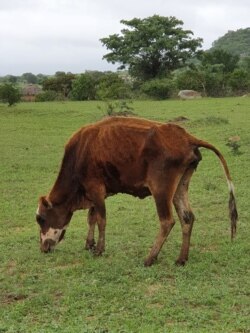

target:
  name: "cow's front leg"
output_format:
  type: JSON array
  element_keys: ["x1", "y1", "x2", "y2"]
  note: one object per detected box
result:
[
  {"x1": 95, "y1": 214, "x2": 106, "y2": 256},
  {"x1": 87, "y1": 184, "x2": 106, "y2": 256},
  {"x1": 85, "y1": 207, "x2": 97, "y2": 252}
]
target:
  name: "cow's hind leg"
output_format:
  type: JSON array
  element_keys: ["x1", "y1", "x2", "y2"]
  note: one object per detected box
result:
[
  {"x1": 173, "y1": 167, "x2": 196, "y2": 266},
  {"x1": 85, "y1": 207, "x2": 97, "y2": 251},
  {"x1": 144, "y1": 173, "x2": 181, "y2": 267},
  {"x1": 144, "y1": 195, "x2": 175, "y2": 267}
]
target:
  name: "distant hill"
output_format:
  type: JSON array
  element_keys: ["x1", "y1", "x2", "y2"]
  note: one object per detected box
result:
[{"x1": 211, "y1": 28, "x2": 250, "y2": 56}]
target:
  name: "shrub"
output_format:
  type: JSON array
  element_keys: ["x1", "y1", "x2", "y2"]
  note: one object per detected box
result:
[
  {"x1": 203, "y1": 69, "x2": 230, "y2": 97},
  {"x1": 0, "y1": 83, "x2": 21, "y2": 106},
  {"x1": 70, "y1": 73, "x2": 97, "y2": 100},
  {"x1": 35, "y1": 90, "x2": 64, "y2": 102},
  {"x1": 229, "y1": 69, "x2": 250, "y2": 95},
  {"x1": 96, "y1": 73, "x2": 132, "y2": 100},
  {"x1": 176, "y1": 69, "x2": 205, "y2": 92},
  {"x1": 98, "y1": 100, "x2": 135, "y2": 117},
  {"x1": 140, "y1": 78, "x2": 175, "y2": 99},
  {"x1": 42, "y1": 73, "x2": 75, "y2": 97}
]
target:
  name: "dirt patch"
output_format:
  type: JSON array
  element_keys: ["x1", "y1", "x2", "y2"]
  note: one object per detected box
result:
[
  {"x1": 6, "y1": 261, "x2": 17, "y2": 275},
  {"x1": 199, "y1": 245, "x2": 218, "y2": 253},
  {"x1": 2, "y1": 293, "x2": 27, "y2": 304},
  {"x1": 147, "y1": 302, "x2": 164, "y2": 309},
  {"x1": 146, "y1": 283, "x2": 163, "y2": 296},
  {"x1": 168, "y1": 116, "x2": 190, "y2": 123}
]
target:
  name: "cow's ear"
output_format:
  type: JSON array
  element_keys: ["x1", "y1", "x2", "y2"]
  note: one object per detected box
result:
[{"x1": 40, "y1": 196, "x2": 53, "y2": 209}]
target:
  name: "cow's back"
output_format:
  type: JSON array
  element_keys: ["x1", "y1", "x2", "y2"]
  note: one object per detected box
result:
[
  {"x1": 73, "y1": 117, "x2": 152, "y2": 164},
  {"x1": 71, "y1": 117, "x2": 194, "y2": 170},
  {"x1": 70, "y1": 119, "x2": 192, "y2": 191}
]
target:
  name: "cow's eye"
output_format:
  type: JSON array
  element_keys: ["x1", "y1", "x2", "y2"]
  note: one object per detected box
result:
[{"x1": 36, "y1": 214, "x2": 45, "y2": 225}]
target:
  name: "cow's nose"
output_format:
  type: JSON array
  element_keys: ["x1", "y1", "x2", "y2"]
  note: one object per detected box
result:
[{"x1": 41, "y1": 239, "x2": 56, "y2": 253}]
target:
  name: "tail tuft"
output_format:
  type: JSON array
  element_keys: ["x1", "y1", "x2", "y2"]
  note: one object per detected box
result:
[
  {"x1": 229, "y1": 191, "x2": 238, "y2": 240},
  {"x1": 194, "y1": 139, "x2": 238, "y2": 241}
]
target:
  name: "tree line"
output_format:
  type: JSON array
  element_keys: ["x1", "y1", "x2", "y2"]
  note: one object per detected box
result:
[
  {"x1": 211, "y1": 28, "x2": 250, "y2": 57},
  {"x1": 1, "y1": 15, "x2": 250, "y2": 105}
]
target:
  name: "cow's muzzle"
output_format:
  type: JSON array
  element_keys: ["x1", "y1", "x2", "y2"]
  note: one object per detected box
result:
[{"x1": 40, "y1": 239, "x2": 56, "y2": 253}]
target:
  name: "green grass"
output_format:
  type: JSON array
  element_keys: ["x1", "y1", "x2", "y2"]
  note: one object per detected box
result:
[{"x1": 0, "y1": 98, "x2": 250, "y2": 333}]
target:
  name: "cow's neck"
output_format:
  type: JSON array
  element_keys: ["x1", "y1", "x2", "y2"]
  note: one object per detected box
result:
[
  {"x1": 48, "y1": 145, "x2": 79, "y2": 208},
  {"x1": 49, "y1": 173, "x2": 75, "y2": 206}
]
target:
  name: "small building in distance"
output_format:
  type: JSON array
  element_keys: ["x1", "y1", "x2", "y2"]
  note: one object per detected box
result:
[{"x1": 21, "y1": 84, "x2": 42, "y2": 101}]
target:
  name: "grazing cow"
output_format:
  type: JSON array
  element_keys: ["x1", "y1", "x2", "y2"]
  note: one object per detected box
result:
[{"x1": 36, "y1": 117, "x2": 238, "y2": 266}]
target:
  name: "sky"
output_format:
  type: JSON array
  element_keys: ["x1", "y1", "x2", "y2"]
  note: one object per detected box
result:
[{"x1": 1, "y1": 0, "x2": 249, "y2": 76}]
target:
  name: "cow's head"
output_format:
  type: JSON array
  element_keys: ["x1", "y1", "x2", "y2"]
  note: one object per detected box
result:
[{"x1": 36, "y1": 196, "x2": 73, "y2": 253}]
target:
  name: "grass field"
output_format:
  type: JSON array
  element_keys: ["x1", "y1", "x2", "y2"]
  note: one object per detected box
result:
[{"x1": 0, "y1": 98, "x2": 249, "y2": 333}]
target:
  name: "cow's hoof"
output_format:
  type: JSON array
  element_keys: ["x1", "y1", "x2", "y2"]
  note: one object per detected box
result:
[
  {"x1": 94, "y1": 248, "x2": 104, "y2": 256},
  {"x1": 144, "y1": 257, "x2": 157, "y2": 267},
  {"x1": 85, "y1": 239, "x2": 96, "y2": 251},
  {"x1": 175, "y1": 259, "x2": 187, "y2": 266}
]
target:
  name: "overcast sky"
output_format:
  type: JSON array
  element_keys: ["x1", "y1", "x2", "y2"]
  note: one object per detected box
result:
[{"x1": 1, "y1": 0, "x2": 249, "y2": 76}]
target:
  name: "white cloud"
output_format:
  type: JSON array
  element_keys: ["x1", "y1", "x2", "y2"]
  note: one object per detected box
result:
[{"x1": 0, "y1": 0, "x2": 249, "y2": 75}]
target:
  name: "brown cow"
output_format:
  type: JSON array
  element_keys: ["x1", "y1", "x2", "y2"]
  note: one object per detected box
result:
[{"x1": 36, "y1": 117, "x2": 238, "y2": 266}]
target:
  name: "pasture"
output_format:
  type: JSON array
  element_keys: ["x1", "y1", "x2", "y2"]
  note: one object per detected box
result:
[{"x1": 0, "y1": 98, "x2": 249, "y2": 333}]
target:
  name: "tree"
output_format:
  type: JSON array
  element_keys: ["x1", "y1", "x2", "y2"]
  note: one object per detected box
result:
[
  {"x1": 21, "y1": 72, "x2": 38, "y2": 84},
  {"x1": 96, "y1": 72, "x2": 131, "y2": 100},
  {"x1": 0, "y1": 83, "x2": 21, "y2": 106},
  {"x1": 201, "y1": 49, "x2": 239, "y2": 73},
  {"x1": 70, "y1": 73, "x2": 97, "y2": 100},
  {"x1": 6, "y1": 75, "x2": 18, "y2": 83},
  {"x1": 55, "y1": 71, "x2": 66, "y2": 77},
  {"x1": 176, "y1": 49, "x2": 242, "y2": 97},
  {"x1": 239, "y1": 56, "x2": 250, "y2": 72},
  {"x1": 211, "y1": 28, "x2": 250, "y2": 56},
  {"x1": 229, "y1": 69, "x2": 250, "y2": 94},
  {"x1": 202, "y1": 65, "x2": 228, "y2": 97},
  {"x1": 100, "y1": 15, "x2": 203, "y2": 81},
  {"x1": 42, "y1": 73, "x2": 75, "y2": 97},
  {"x1": 176, "y1": 68, "x2": 206, "y2": 93},
  {"x1": 36, "y1": 73, "x2": 48, "y2": 85}
]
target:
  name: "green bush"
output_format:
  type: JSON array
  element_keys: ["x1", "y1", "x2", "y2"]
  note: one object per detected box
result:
[
  {"x1": 229, "y1": 69, "x2": 250, "y2": 95},
  {"x1": 0, "y1": 83, "x2": 21, "y2": 106},
  {"x1": 35, "y1": 90, "x2": 64, "y2": 102},
  {"x1": 176, "y1": 69, "x2": 205, "y2": 92},
  {"x1": 140, "y1": 78, "x2": 175, "y2": 99},
  {"x1": 98, "y1": 100, "x2": 135, "y2": 117},
  {"x1": 42, "y1": 73, "x2": 75, "y2": 98},
  {"x1": 96, "y1": 73, "x2": 132, "y2": 100},
  {"x1": 70, "y1": 73, "x2": 97, "y2": 100},
  {"x1": 196, "y1": 65, "x2": 231, "y2": 97}
]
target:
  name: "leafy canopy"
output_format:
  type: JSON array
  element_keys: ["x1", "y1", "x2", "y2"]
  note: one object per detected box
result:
[
  {"x1": 70, "y1": 73, "x2": 97, "y2": 100},
  {"x1": 0, "y1": 83, "x2": 21, "y2": 106},
  {"x1": 100, "y1": 15, "x2": 203, "y2": 80},
  {"x1": 201, "y1": 49, "x2": 239, "y2": 73},
  {"x1": 42, "y1": 73, "x2": 75, "y2": 97},
  {"x1": 212, "y1": 28, "x2": 250, "y2": 56}
]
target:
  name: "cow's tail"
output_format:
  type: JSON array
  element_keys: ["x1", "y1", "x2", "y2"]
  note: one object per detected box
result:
[{"x1": 194, "y1": 139, "x2": 238, "y2": 240}]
